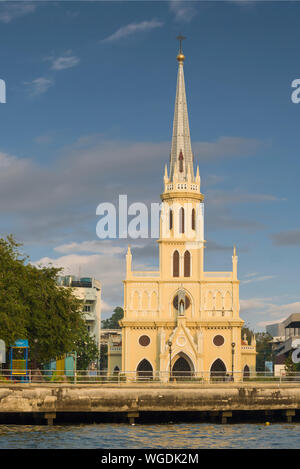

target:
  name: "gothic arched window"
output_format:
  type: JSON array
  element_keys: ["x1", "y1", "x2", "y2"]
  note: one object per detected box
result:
[
  {"x1": 173, "y1": 250, "x2": 179, "y2": 277},
  {"x1": 169, "y1": 208, "x2": 173, "y2": 230},
  {"x1": 179, "y1": 151, "x2": 184, "y2": 172},
  {"x1": 191, "y1": 208, "x2": 195, "y2": 230},
  {"x1": 179, "y1": 207, "x2": 185, "y2": 234},
  {"x1": 137, "y1": 359, "x2": 153, "y2": 379},
  {"x1": 184, "y1": 250, "x2": 191, "y2": 277}
]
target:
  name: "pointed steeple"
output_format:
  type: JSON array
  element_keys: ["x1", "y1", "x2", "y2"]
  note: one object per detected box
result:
[{"x1": 170, "y1": 37, "x2": 194, "y2": 182}]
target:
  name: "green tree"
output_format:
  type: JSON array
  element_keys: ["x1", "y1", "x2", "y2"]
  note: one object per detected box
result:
[
  {"x1": 99, "y1": 343, "x2": 108, "y2": 370},
  {"x1": 0, "y1": 236, "x2": 87, "y2": 367},
  {"x1": 75, "y1": 326, "x2": 99, "y2": 370},
  {"x1": 101, "y1": 306, "x2": 124, "y2": 329},
  {"x1": 285, "y1": 351, "x2": 300, "y2": 374},
  {"x1": 255, "y1": 332, "x2": 273, "y2": 371},
  {"x1": 0, "y1": 236, "x2": 29, "y2": 345}
]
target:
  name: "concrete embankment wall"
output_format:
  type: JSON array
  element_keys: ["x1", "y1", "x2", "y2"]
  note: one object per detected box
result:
[{"x1": 0, "y1": 383, "x2": 300, "y2": 424}]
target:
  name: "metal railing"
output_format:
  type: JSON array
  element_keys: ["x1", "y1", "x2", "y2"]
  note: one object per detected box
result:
[{"x1": 0, "y1": 369, "x2": 300, "y2": 385}]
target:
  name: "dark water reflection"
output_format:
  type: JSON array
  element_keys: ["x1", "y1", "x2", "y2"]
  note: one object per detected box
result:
[{"x1": 0, "y1": 423, "x2": 299, "y2": 449}]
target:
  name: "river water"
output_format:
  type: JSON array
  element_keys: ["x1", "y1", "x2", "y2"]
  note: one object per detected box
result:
[{"x1": 0, "y1": 423, "x2": 299, "y2": 449}]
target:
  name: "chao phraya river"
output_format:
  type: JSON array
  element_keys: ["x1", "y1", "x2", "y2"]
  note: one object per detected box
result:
[{"x1": 0, "y1": 423, "x2": 299, "y2": 449}]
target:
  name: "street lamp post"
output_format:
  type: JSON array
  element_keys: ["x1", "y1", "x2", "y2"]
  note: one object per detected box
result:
[
  {"x1": 168, "y1": 340, "x2": 172, "y2": 382},
  {"x1": 231, "y1": 342, "x2": 236, "y2": 380}
]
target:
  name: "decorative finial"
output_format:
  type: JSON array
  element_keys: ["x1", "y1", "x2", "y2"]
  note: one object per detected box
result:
[{"x1": 176, "y1": 34, "x2": 186, "y2": 62}]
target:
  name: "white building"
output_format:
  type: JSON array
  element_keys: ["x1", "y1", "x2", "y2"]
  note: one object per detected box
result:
[
  {"x1": 267, "y1": 314, "x2": 300, "y2": 376},
  {"x1": 57, "y1": 276, "x2": 101, "y2": 354}
]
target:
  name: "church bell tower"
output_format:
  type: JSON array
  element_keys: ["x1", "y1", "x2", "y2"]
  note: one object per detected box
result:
[
  {"x1": 119, "y1": 38, "x2": 257, "y2": 380},
  {"x1": 159, "y1": 36, "x2": 204, "y2": 283}
]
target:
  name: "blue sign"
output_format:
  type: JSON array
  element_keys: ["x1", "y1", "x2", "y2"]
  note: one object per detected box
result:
[
  {"x1": 265, "y1": 361, "x2": 273, "y2": 373},
  {"x1": 13, "y1": 339, "x2": 29, "y2": 348}
]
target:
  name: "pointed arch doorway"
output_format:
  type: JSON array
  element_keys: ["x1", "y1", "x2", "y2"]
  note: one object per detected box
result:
[
  {"x1": 171, "y1": 353, "x2": 194, "y2": 380},
  {"x1": 210, "y1": 359, "x2": 226, "y2": 381},
  {"x1": 136, "y1": 359, "x2": 153, "y2": 380},
  {"x1": 243, "y1": 365, "x2": 250, "y2": 380}
]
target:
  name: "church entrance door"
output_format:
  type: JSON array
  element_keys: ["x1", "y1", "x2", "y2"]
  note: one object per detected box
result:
[{"x1": 172, "y1": 354, "x2": 193, "y2": 380}]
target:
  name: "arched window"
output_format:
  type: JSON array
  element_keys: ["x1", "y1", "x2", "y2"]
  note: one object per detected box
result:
[
  {"x1": 137, "y1": 359, "x2": 153, "y2": 379},
  {"x1": 216, "y1": 291, "x2": 222, "y2": 310},
  {"x1": 179, "y1": 150, "x2": 184, "y2": 172},
  {"x1": 142, "y1": 291, "x2": 149, "y2": 310},
  {"x1": 224, "y1": 291, "x2": 231, "y2": 310},
  {"x1": 243, "y1": 365, "x2": 250, "y2": 379},
  {"x1": 184, "y1": 250, "x2": 191, "y2": 277},
  {"x1": 132, "y1": 291, "x2": 139, "y2": 310},
  {"x1": 179, "y1": 207, "x2": 185, "y2": 234},
  {"x1": 173, "y1": 250, "x2": 179, "y2": 277},
  {"x1": 191, "y1": 208, "x2": 195, "y2": 230},
  {"x1": 169, "y1": 208, "x2": 173, "y2": 230},
  {"x1": 150, "y1": 291, "x2": 157, "y2": 310},
  {"x1": 210, "y1": 359, "x2": 226, "y2": 379}
]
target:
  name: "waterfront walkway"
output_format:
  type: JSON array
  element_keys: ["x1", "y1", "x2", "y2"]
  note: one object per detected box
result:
[{"x1": 0, "y1": 381, "x2": 300, "y2": 425}]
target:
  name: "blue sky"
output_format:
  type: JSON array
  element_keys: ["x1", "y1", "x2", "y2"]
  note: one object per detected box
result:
[{"x1": 0, "y1": 0, "x2": 300, "y2": 329}]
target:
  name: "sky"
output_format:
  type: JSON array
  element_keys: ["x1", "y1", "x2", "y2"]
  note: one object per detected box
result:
[{"x1": 0, "y1": 0, "x2": 300, "y2": 330}]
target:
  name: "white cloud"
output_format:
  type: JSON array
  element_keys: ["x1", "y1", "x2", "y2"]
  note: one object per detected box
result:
[
  {"x1": 0, "y1": 151, "x2": 33, "y2": 174},
  {"x1": 271, "y1": 229, "x2": 300, "y2": 246},
  {"x1": 101, "y1": 20, "x2": 164, "y2": 43},
  {"x1": 34, "y1": 134, "x2": 53, "y2": 144},
  {"x1": 240, "y1": 297, "x2": 300, "y2": 329},
  {"x1": 0, "y1": 2, "x2": 36, "y2": 23},
  {"x1": 48, "y1": 54, "x2": 80, "y2": 71},
  {"x1": 24, "y1": 77, "x2": 54, "y2": 97},
  {"x1": 169, "y1": 1, "x2": 198, "y2": 22},
  {"x1": 0, "y1": 134, "x2": 269, "y2": 242},
  {"x1": 101, "y1": 300, "x2": 114, "y2": 314},
  {"x1": 241, "y1": 275, "x2": 277, "y2": 285},
  {"x1": 34, "y1": 239, "x2": 160, "y2": 318},
  {"x1": 240, "y1": 297, "x2": 272, "y2": 312},
  {"x1": 207, "y1": 189, "x2": 283, "y2": 208},
  {"x1": 257, "y1": 318, "x2": 287, "y2": 328},
  {"x1": 54, "y1": 240, "x2": 125, "y2": 256},
  {"x1": 194, "y1": 136, "x2": 263, "y2": 161},
  {"x1": 34, "y1": 252, "x2": 126, "y2": 318}
]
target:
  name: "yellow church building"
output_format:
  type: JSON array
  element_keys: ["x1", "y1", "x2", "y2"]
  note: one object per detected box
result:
[{"x1": 120, "y1": 42, "x2": 256, "y2": 381}]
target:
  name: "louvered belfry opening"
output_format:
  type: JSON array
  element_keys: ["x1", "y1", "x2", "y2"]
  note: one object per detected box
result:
[
  {"x1": 184, "y1": 250, "x2": 191, "y2": 277},
  {"x1": 191, "y1": 208, "x2": 195, "y2": 230},
  {"x1": 169, "y1": 208, "x2": 173, "y2": 230},
  {"x1": 173, "y1": 250, "x2": 179, "y2": 277}
]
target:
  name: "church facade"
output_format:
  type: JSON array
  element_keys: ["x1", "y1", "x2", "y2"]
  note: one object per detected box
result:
[{"x1": 120, "y1": 44, "x2": 256, "y2": 380}]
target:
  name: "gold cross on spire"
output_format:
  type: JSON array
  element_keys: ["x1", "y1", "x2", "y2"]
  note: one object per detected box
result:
[{"x1": 176, "y1": 34, "x2": 186, "y2": 54}]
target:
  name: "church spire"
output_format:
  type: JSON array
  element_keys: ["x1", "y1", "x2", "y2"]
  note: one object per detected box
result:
[{"x1": 170, "y1": 36, "x2": 194, "y2": 182}]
